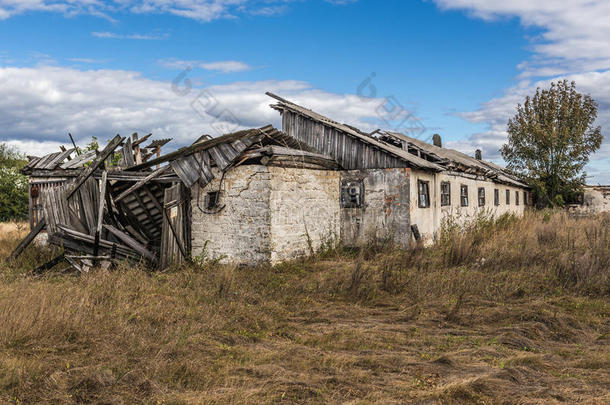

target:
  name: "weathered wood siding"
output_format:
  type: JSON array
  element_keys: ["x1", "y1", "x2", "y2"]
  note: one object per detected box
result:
[
  {"x1": 282, "y1": 111, "x2": 410, "y2": 170},
  {"x1": 160, "y1": 183, "x2": 189, "y2": 268}
]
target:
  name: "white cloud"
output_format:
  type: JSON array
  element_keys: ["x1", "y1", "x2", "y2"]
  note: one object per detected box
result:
[
  {"x1": 92, "y1": 31, "x2": 168, "y2": 40},
  {"x1": 0, "y1": 66, "x2": 401, "y2": 158},
  {"x1": 434, "y1": 0, "x2": 610, "y2": 184},
  {"x1": 160, "y1": 59, "x2": 252, "y2": 73},
  {"x1": 0, "y1": 1, "x2": 326, "y2": 22}
]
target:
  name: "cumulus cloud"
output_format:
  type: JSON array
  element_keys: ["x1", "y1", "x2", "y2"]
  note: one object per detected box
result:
[
  {"x1": 0, "y1": 1, "x2": 328, "y2": 22},
  {"x1": 434, "y1": 0, "x2": 610, "y2": 184},
  {"x1": 0, "y1": 66, "x2": 403, "y2": 158}
]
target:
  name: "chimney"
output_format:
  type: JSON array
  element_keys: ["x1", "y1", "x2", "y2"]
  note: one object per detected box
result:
[
  {"x1": 475, "y1": 149, "x2": 482, "y2": 160},
  {"x1": 432, "y1": 133, "x2": 442, "y2": 147}
]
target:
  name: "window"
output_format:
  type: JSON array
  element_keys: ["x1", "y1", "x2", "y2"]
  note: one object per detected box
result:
[
  {"x1": 440, "y1": 182, "x2": 451, "y2": 206},
  {"x1": 494, "y1": 189, "x2": 499, "y2": 206},
  {"x1": 524, "y1": 192, "x2": 528, "y2": 205},
  {"x1": 506, "y1": 189, "x2": 510, "y2": 205},
  {"x1": 516, "y1": 191, "x2": 520, "y2": 205},
  {"x1": 418, "y1": 180, "x2": 430, "y2": 208},
  {"x1": 478, "y1": 187, "x2": 486, "y2": 206},
  {"x1": 341, "y1": 180, "x2": 364, "y2": 208},
  {"x1": 460, "y1": 185, "x2": 469, "y2": 207},
  {"x1": 207, "y1": 191, "x2": 220, "y2": 210}
]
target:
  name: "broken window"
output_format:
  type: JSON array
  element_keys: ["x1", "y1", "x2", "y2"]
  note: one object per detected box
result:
[
  {"x1": 494, "y1": 189, "x2": 499, "y2": 206},
  {"x1": 478, "y1": 187, "x2": 485, "y2": 206},
  {"x1": 418, "y1": 180, "x2": 430, "y2": 208},
  {"x1": 460, "y1": 185, "x2": 468, "y2": 207},
  {"x1": 207, "y1": 191, "x2": 220, "y2": 210},
  {"x1": 440, "y1": 182, "x2": 451, "y2": 206},
  {"x1": 516, "y1": 191, "x2": 520, "y2": 205},
  {"x1": 341, "y1": 180, "x2": 364, "y2": 208},
  {"x1": 506, "y1": 189, "x2": 510, "y2": 205}
]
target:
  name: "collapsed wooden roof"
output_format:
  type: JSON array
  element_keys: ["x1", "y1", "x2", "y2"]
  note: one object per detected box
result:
[{"x1": 13, "y1": 125, "x2": 339, "y2": 272}]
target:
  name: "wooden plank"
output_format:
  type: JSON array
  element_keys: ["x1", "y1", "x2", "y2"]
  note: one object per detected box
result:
[
  {"x1": 65, "y1": 134, "x2": 124, "y2": 199},
  {"x1": 93, "y1": 171, "x2": 107, "y2": 257},
  {"x1": 170, "y1": 155, "x2": 201, "y2": 187},
  {"x1": 132, "y1": 133, "x2": 142, "y2": 165},
  {"x1": 60, "y1": 150, "x2": 96, "y2": 169},
  {"x1": 208, "y1": 146, "x2": 230, "y2": 169},
  {"x1": 218, "y1": 143, "x2": 239, "y2": 161},
  {"x1": 132, "y1": 133, "x2": 152, "y2": 148},
  {"x1": 8, "y1": 218, "x2": 46, "y2": 261},
  {"x1": 103, "y1": 224, "x2": 157, "y2": 263},
  {"x1": 122, "y1": 137, "x2": 135, "y2": 167},
  {"x1": 114, "y1": 165, "x2": 169, "y2": 203},
  {"x1": 32, "y1": 253, "x2": 65, "y2": 274}
]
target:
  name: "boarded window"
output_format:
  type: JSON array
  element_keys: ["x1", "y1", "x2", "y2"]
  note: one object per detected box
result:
[
  {"x1": 440, "y1": 182, "x2": 451, "y2": 206},
  {"x1": 506, "y1": 189, "x2": 510, "y2": 205},
  {"x1": 207, "y1": 191, "x2": 220, "y2": 210},
  {"x1": 478, "y1": 187, "x2": 486, "y2": 206},
  {"x1": 494, "y1": 189, "x2": 499, "y2": 206},
  {"x1": 418, "y1": 180, "x2": 430, "y2": 208},
  {"x1": 460, "y1": 185, "x2": 468, "y2": 207},
  {"x1": 341, "y1": 180, "x2": 364, "y2": 208},
  {"x1": 516, "y1": 191, "x2": 520, "y2": 205}
]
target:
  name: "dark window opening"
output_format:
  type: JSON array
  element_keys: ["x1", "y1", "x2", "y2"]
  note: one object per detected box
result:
[
  {"x1": 207, "y1": 191, "x2": 220, "y2": 210},
  {"x1": 494, "y1": 189, "x2": 499, "y2": 206},
  {"x1": 341, "y1": 180, "x2": 364, "y2": 208},
  {"x1": 478, "y1": 187, "x2": 486, "y2": 207},
  {"x1": 506, "y1": 190, "x2": 510, "y2": 205},
  {"x1": 418, "y1": 180, "x2": 430, "y2": 208},
  {"x1": 440, "y1": 182, "x2": 451, "y2": 206},
  {"x1": 516, "y1": 191, "x2": 520, "y2": 205},
  {"x1": 460, "y1": 185, "x2": 469, "y2": 207}
]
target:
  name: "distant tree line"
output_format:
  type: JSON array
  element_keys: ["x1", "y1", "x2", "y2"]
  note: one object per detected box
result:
[{"x1": 0, "y1": 143, "x2": 29, "y2": 221}]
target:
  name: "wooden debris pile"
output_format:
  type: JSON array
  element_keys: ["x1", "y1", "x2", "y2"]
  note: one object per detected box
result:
[{"x1": 10, "y1": 125, "x2": 329, "y2": 273}]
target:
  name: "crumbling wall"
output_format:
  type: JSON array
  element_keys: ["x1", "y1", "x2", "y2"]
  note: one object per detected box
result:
[
  {"x1": 579, "y1": 186, "x2": 610, "y2": 213},
  {"x1": 191, "y1": 165, "x2": 341, "y2": 264},
  {"x1": 268, "y1": 167, "x2": 340, "y2": 263},
  {"x1": 340, "y1": 168, "x2": 411, "y2": 247},
  {"x1": 191, "y1": 165, "x2": 271, "y2": 264}
]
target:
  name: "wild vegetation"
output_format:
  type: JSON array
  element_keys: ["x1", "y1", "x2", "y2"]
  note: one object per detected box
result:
[
  {"x1": 0, "y1": 144, "x2": 29, "y2": 222},
  {"x1": 0, "y1": 212, "x2": 609, "y2": 404},
  {"x1": 502, "y1": 80, "x2": 603, "y2": 207}
]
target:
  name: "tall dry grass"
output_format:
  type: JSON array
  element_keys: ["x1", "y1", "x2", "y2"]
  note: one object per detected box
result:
[{"x1": 0, "y1": 212, "x2": 608, "y2": 403}]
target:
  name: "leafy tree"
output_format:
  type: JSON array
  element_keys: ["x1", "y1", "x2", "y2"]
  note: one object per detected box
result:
[
  {"x1": 0, "y1": 143, "x2": 29, "y2": 221},
  {"x1": 501, "y1": 80, "x2": 603, "y2": 207}
]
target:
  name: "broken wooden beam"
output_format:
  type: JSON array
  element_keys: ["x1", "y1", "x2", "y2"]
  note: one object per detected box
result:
[
  {"x1": 114, "y1": 165, "x2": 169, "y2": 203},
  {"x1": 32, "y1": 252, "x2": 65, "y2": 274},
  {"x1": 65, "y1": 134, "x2": 124, "y2": 199},
  {"x1": 8, "y1": 218, "x2": 46, "y2": 261},
  {"x1": 93, "y1": 170, "x2": 107, "y2": 258}
]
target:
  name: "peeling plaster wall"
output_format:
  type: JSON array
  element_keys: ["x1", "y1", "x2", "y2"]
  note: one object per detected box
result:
[
  {"x1": 268, "y1": 167, "x2": 340, "y2": 264},
  {"x1": 191, "y1": 165, "x2": 272, "y2": 264},
  {"x1": 340, "y1": 168, "x2": 411, "y2": 247},
  {"x1": 579, "y1": 186, "x2": 610, "y2": 213},
  {"x1": 191, "y1": 165, "x2": 341, "y2": 265},
  {"x1": 409, "y1": 169, "x2": 527, "y2": 242}
]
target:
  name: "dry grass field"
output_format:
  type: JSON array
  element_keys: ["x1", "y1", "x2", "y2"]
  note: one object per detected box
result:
[{"x1": 0, "y1": 212, "x2": 608, "y2": 404}]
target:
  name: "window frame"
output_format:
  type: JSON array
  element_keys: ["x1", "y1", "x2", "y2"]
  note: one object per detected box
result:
[
  {"x1": 460, "y1": 184, "x2": 469, "y2": 207},
  {"x1": 506, "y1": 189, "x2": 510, "y2": 205},
  {"x1": 440, "y1": 181, "x2": 451, "y2": 206},
  {"x1": 516, "y1": 191, "x2": 520, "y2": 205},
  {"x1": 418, "y1": 180, "x2": 431, "y2": 208},
  {"x1": 478, "y1": 187, "x2": 486, "y2": 207},
  {"x1": 494, "y1": 188, "x2": 500, "y2": 206}
]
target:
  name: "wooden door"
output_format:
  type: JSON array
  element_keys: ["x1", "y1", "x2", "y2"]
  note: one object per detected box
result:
[{"x1": 160, "y1": 183, "x2": 189, "y2": 268}]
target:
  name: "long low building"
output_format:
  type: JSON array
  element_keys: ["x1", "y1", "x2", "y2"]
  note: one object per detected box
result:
[{"x1": 19, "y1": 93, "x2": 530, "y2": 268}]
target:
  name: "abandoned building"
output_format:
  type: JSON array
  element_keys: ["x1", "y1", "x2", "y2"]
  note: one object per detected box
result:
[
  {"x1": 568, "y1": 185, "x2": 610, "y2": 214},
  {"x1": 13, "y1": 93, "x2": 531, "y2": 270}
]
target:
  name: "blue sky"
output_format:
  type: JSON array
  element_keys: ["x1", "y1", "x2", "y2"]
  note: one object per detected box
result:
[{"x1": 0, "y1": 0, "x2": 608, "y2": 183}]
